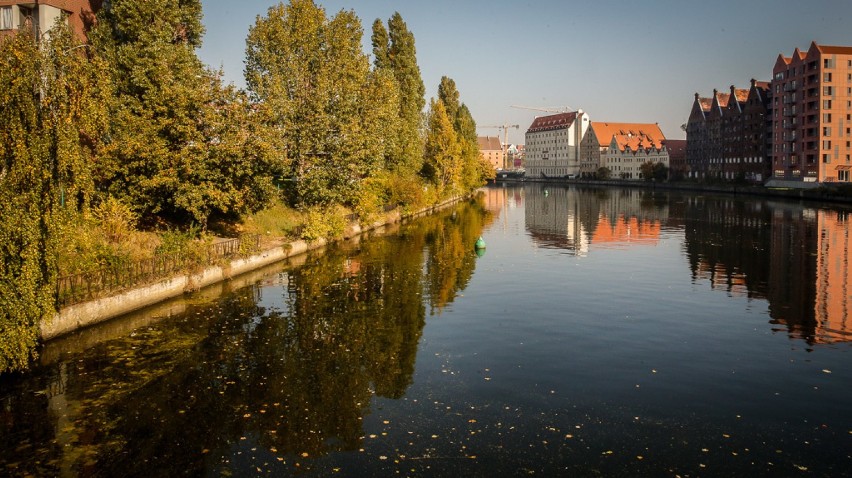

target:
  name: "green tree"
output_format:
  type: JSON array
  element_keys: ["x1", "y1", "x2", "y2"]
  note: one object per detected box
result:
[
  {"x1": 247, "y1": 0, "x2": 388, "y2": 209},
  {"x1": 597, "y1": 166, "x2": 612, "y2": 180},
  {"x1": 0, "y1": 24, "x2": 108, "y2": 372},
  {"x1": 92, "y1": 0, "x2": 273, "y2": 227},
  {"x1": 640, "y1": 161, "x2": 668, "y2": 182},
  {"x1": 385, "y1": 12, "x2": 426, "y2": 176}
]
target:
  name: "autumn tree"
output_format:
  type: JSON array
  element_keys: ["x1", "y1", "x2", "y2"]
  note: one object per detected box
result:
[
  {"x1": 434, "y1": 76, "x2": 492, "y2": 193},
  {"x1": 423, "y1": 100, "x2": 461, "y2": 196},
  {"x1": 0, "y1": 24, "x2": 109, "y2": 372}
]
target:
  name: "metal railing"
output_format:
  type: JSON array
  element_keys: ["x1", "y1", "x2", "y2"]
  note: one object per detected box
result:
[{"x1": 57, "y1": 235, "x2": 261, "y2": 307}]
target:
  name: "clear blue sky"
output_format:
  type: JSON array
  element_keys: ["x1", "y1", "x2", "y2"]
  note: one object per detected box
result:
[{"x1": 198, "y1": 0, "x2": 852, "y2": 143}]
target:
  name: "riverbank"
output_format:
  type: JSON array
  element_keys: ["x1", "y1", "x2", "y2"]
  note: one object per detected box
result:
[
  {"x1": 495, "y1": 177, "x2": 852, "y2": 205},
  {"x1": 43, "y1": 195, "x2": 466, "y2": 342}
]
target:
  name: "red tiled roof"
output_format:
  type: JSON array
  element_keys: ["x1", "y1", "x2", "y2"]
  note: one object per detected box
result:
[
  {"x1": 814, "y1": 43, "x2": 852, "y2": 55},
  {"x1": 591, "y1": 122, "x2": 664, "y2": 147},
  {"x1": 734, "y1": 88, "x2": 749, "y2": 103},
  {"x1": 662, "y1": 139, "x2": 686, "y2": 154},
  {"x1": 698, "y1": 97, "x2": 713, "y2": 111},
  {"x1": 477, "y1": 136, "x2": 502, "y2": 151},
  {"x1": 526, "y1": 112, "x2": 577, "y2": 133}
]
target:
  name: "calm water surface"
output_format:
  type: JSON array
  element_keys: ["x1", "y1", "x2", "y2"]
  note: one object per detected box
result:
[{"x1": 1, "y1": 185, "x2": 851, "y2": 477}]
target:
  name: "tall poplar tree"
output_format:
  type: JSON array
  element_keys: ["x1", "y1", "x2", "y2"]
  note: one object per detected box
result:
[
  {"x1": 423, "y1": 100, "x2": 461, "y2": 196},
  {"x1": 379, "y1": 12, "x2": 426, "y2": 177}
]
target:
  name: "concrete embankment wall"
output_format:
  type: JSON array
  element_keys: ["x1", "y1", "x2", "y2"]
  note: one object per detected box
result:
[{"x1": 43, "y1": 196, "x2": 463, "y2": 341}]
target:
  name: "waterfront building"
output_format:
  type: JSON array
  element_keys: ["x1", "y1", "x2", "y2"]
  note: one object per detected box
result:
[
  {"x1": 524, "y1": 110, "x2": 589, "y2": 178},
  {"x1": 603, "y1": 124, "x2": 668, "y2": 180},
  {"x1": 685, "y1": 94, "x2": 714, "y2": 178},
  {"x1": 663, "y1": 139, "x2": 687, "y2": 179},
  {"x1": 0, "y1": 0, "x2": 98, "y2": 41},
  {"x1": 477, "y1": 136, "x2": 505, "y2": 170},
  {"x1": 771, "y1": 42, "x2": 852, "y2": 183},
  {"x1": 580, "y1": 122, "x2": 666, "y2": 178},
  {"x1": 686, "y1": 80, "x2": 771, "y2": 182}
]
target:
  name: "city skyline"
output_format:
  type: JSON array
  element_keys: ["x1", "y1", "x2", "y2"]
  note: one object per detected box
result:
[{"x1": 198, "y1": 0, "x2": 852, "y2": 144}]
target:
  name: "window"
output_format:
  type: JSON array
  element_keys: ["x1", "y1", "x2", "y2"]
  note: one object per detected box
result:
[
  {"x1": 0, "y1": 7, "x2": 12, "y2": 30},
  {"x1": 840, "y1": 170, "x2": 850, "y2": 181},
  {"x1": 824, "y1": 86, "x2": 833, "y2": 95},
  {"x1": 824, "y1": 58, "x2": 834, "y2": 68},
  {"x1": 824, "y1": 100, "x2": 832, "y2": 109},
  {"x1": 824, "y1": 72, "x2": 832, "y2": 82},
  {"x1": 824, "y1": 127, "x2": 832, "y2": 136}
]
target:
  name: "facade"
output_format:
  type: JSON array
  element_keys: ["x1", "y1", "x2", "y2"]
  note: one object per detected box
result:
[
  {"x1": 603, "y1": 124, "x2": 668, "y2": 180},
  {"x1": 663, "y1": 139, "x2": 687, "y2": 179},
  {"x1": 580, "y1": 122, "x2": 665, "y2": 178},
  {"x1": 771, "y1": 42, "x2": 852, "y2": 183},
  {"x1": 477, "y1": 136, "x2": 505, "y2": 170},
  {"x1": 686, "y1": 80, "x2": 772, "y2": 182},
  {"x1": 0, "y1": 0, "x2": 98, "y2": 41},
  {"x1": 685, "y1": 94, "x2": 713, "y2": 178},
  {"x1": 524, "y1": 110, "x2": 589, "y2": 178}
]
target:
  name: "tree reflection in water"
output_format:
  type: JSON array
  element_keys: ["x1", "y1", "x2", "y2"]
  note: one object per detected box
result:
[{"x1": 0, "y1": 195, "x2": 493, "y2": 476}]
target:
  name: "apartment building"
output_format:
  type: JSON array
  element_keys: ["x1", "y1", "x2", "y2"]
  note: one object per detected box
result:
[
  {"x1": 0, "y1": 0, "x2": 98, "y2": 41},
  {"x1": 524, "y1": 110, "x2": 589, "y2": 178},
  {"x1": 771, "y1": 42, "x2": 852, "y2": 183}
]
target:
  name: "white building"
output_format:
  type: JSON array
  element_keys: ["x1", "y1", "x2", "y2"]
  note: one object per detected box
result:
[
  {"x1": 604, "y1": 127, "x2": 669, "y2": 180},
  {"x1": 524, "y1": 110, "x2": 589, "y2": 178}
]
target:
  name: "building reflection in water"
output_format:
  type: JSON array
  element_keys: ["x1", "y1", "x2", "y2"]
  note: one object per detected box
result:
[
  {"x1": 524, "y1": 184, "x2": 668, "y2": 255},
  {"x1": 517, "y1": 184, "x2": 850, "y2": 344},
  {"x1": 769, "y1": 206, "x2": 851, "y2": 344}
]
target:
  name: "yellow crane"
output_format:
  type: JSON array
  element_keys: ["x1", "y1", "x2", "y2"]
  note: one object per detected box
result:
[{"x1": 479, "y1": 123, "x2": 519, "y2": 169}]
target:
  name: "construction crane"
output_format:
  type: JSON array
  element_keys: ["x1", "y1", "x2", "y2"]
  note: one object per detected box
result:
[
  {"x1": 479, "y1": 123, "x2": 519, "y2": 169},
  {"x1": 510, "y1": 105, "x2": 574, "y2": 113}
]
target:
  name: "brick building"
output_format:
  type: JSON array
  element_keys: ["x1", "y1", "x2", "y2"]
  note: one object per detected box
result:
[
  {"x1": 663, "y1": 139, "x2": 687, "y2": 179},
  {"x1": 771, "y1": 42, "x2": 852, "y2": 183},
  {"x1": 686, "y1": 80, "x2": 771, "y2": 182},
  {"x1": 0, "y1": 0, "x2": 99, "y2": 41}
]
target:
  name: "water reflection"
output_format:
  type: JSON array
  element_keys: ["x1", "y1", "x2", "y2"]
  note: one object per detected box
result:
[
  {"x1": 519, "y1": 184, "x2": 851, "y2": 344},
  {"x1": 1, "y1": 187, "x2": 850, "y2": 477},
  {"x1": 0, "y1": 197, "x2": 493, "y2": 476}
]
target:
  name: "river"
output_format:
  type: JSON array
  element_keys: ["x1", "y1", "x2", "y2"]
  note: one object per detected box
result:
[{"x1": 1, "y1": 184, "x2": 850, "y2": 477}]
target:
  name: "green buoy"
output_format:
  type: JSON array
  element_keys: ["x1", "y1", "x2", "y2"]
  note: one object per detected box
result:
[{"x1": 475, "y1": 236, "x2": 486, "y2": 250}]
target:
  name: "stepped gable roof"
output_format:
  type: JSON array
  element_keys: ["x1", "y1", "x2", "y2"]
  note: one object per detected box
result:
[
  {"x1": 526, "y1": 112, "x2": 577, "y2": 133},
  {"x1": 477, "y1": 136, "x2": 503, "y2": 151},
  {"x1": 592, "y1": 122, "x2": 664, "y2": 148},
  {"x1": 715, "y1": 92, "x2": 731, "y2": 108}
]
